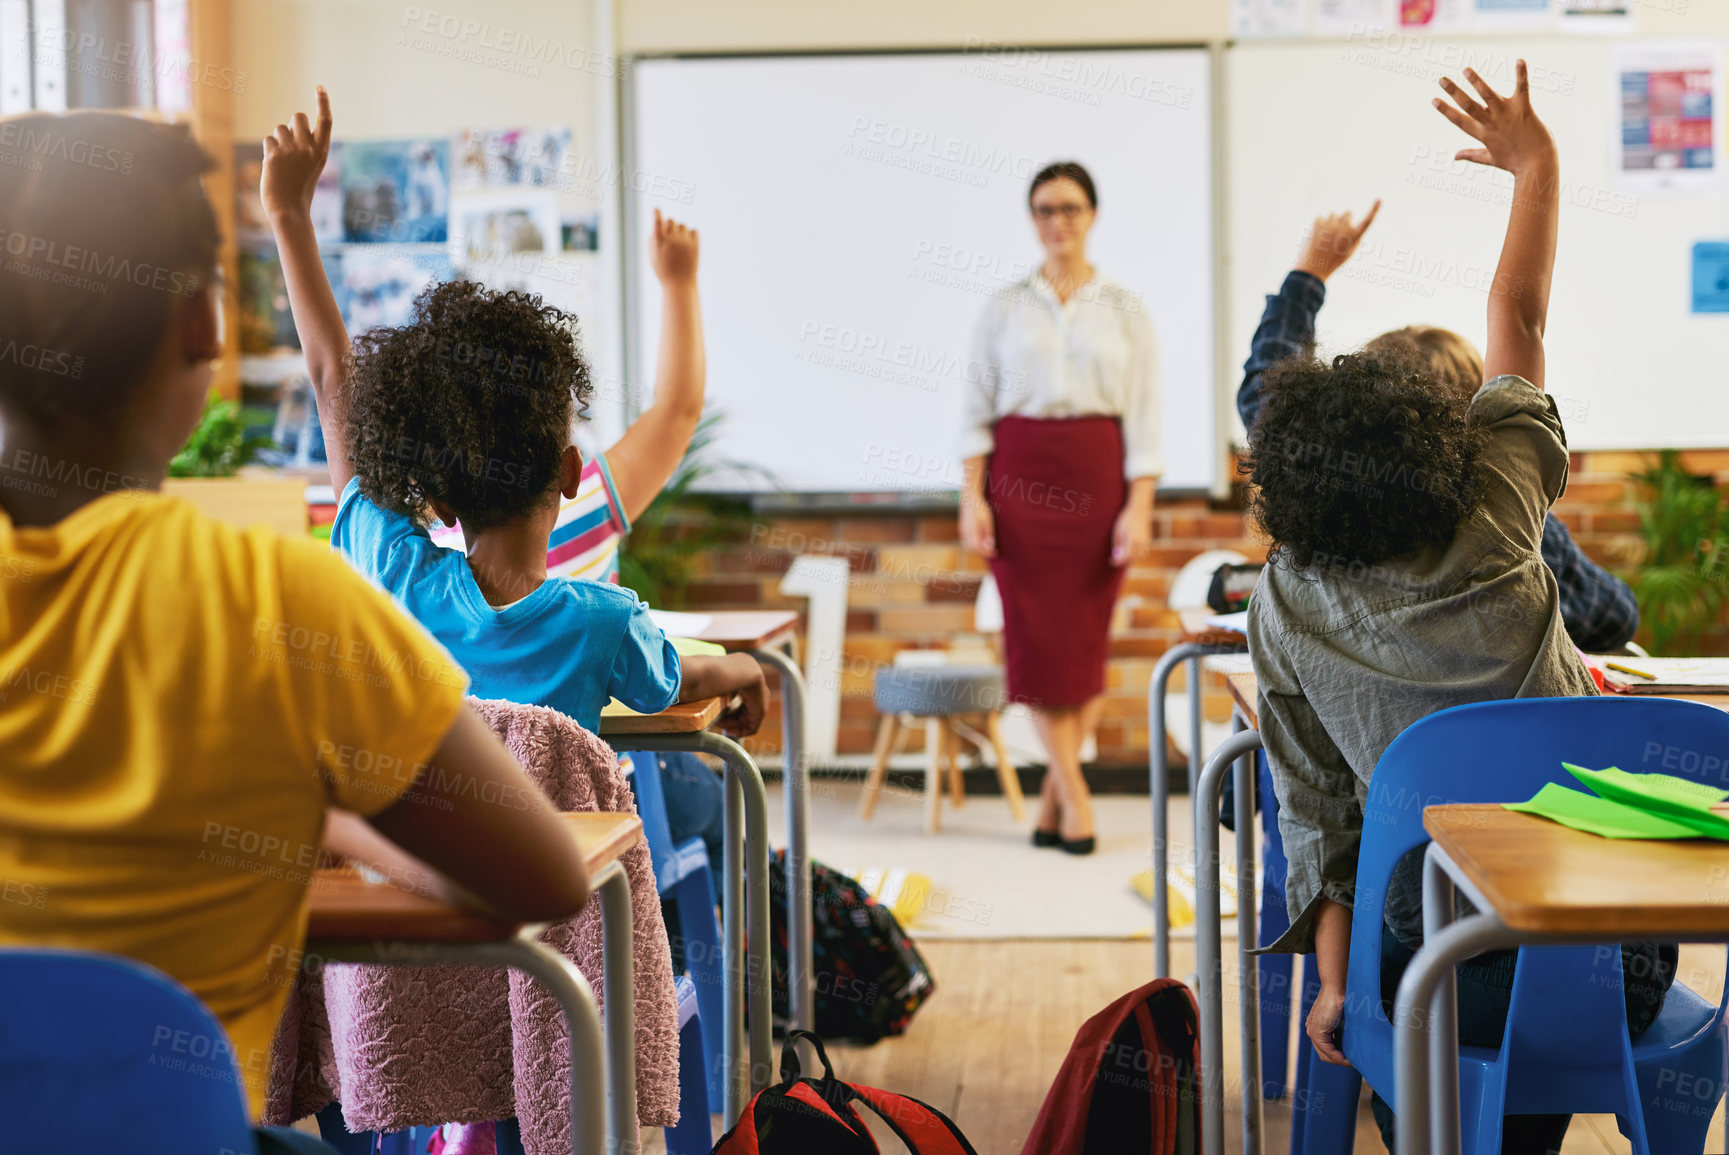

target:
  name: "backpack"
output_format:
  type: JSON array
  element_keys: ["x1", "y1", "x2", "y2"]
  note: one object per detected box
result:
[
  {"x1": 712, "y1": 1029, "x2": 977, "y2": 1154},
  {"x1": 1020, "y1": 978, "x2": 1202, "y2": 1155},
  {"x1": 765, "y1": 850, "x2": 935, "y2": 1042}
]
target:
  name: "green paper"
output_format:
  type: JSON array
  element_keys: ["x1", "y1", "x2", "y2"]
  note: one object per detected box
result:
[
  {"x1": 1563, "y1": 763, "x2": 1729, "y2": 839},
  {"x1": 1504, "y1": 783, "x2": 1707, "y2": 840}
]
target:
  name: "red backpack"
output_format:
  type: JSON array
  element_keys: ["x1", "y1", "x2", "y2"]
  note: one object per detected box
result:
[
  {"x1": 1020, "y1": 978, "x2": 1202, "y2": 1155},
  {"x1": 712, "y1": 1029, "x2": 977, "y2": 1154}
]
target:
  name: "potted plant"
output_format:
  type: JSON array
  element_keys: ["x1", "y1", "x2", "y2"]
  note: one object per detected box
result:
[
  {"x1": 162, "y1": 392, "x2": 304, "y2": 535},
  {"x1": 620, "y1": 413, "x2": 769, "y2": 607},
  {"x1": 1626, "y1": 450, "x2": 1729, "y2": 656}
]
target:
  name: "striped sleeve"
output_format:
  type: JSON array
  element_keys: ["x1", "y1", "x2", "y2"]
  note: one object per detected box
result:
[{"x1": 546, "y1": 453, "x2": 628, "y2": 583}]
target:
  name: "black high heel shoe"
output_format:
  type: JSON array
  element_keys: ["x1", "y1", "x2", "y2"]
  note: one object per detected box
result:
[
  {"x1": 1031, "y1": 828, "x2": 1061, "y2": 848},
  {"x1": 1060, "y1": 835, "x2": 1096, "y2": 856}
]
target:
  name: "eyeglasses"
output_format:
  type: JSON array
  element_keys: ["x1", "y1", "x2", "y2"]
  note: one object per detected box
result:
[{"x1": 1032, "y1": 204, "x2": 1088, "y2": 221}]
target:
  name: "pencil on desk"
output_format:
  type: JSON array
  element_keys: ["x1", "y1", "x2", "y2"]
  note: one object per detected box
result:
[{"x1": 1606, "y1": 661, "x2": 1657, "y2": 681}]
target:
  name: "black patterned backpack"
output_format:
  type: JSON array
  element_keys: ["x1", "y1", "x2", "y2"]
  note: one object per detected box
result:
[{"x1": 764, "y1": 850, "x2": 935, "y2": 1042}]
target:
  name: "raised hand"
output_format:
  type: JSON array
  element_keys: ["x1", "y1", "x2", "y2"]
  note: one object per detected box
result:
[
  {"x1": 1434, "y1": 61, "x2": 1556, "y2": 177},
  {"x1": 261, "y1": 86, "x2": 333, "y2": 222},
  {"x1": 1293, "y1": 201, "x2": 1381, "y2": 283},
  {"x1": 651, "y1": 208, "x2": 700, "y2": 286}
]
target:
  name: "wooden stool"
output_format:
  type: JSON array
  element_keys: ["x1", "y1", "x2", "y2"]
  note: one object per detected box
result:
[{"x1": 858, "y1": 665, "x2": 1027, "y2": 833}]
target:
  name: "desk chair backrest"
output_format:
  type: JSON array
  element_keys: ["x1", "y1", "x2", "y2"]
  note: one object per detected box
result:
[
  {"x1": 0, "y1": 948, "x2": 259, "y2": 1154},
  {"x1": 1344, "y1": 695, "x2": 1729, "y2": 1097}
]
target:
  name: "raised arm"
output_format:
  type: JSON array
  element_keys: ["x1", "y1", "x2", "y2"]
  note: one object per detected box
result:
[
  {"x1": 1237, "y1": 204, "x2": 1377, "y2": 431},
  {"x1": 604, "y1": 210, "x2": 705, "y2": 522},
  {"x1": 1434, "y1": 62, "x2": 1558, "y2": 391},
  {"x1": 261, "y1": 86, "x2": 356, "y2": 495}
]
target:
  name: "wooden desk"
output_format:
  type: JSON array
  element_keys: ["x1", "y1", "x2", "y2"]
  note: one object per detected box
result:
[
  {"x1": 596, "y1": 695, "x2": 772, "y2": 1123},
  {"x1": 682, "y1": 609, "x2": 800, "y2": 653},
  {"x1": 672, "y1": 608, "x2": 816, "y2": 1053},
  {"x1": 1179, "y1": 607, "x2": 1252, "y2": 649},
  {"x1": 1425, "y1": 805, "x2": 1729, "y2": 937},
  {"x1": 1226, "y1": 671, "x2": 1258, "y2": 729},
  {"x1": 599, "y1": 697, "x2": 724, "y2": 736},
  {"x1": 309, "y1": 813, "x2": 641, "y2": 942},
  {"x1": 305, "y1": 812, "x2": 643, "y2": 1155}
]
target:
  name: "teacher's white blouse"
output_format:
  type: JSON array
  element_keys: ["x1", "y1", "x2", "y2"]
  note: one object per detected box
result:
[{"x1": 962, "y1": 271, "x2": 1164, "y2": 480}]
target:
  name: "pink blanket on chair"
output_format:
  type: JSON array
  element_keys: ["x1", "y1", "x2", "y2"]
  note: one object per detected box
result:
[{"x1": 264, "y1": 697, "x2": 680, "y2": 1150}]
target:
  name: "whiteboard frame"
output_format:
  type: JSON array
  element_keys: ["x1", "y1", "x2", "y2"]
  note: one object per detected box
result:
[{"x1": 620, "y1": 44, "x2": 1234, "y2": 499}]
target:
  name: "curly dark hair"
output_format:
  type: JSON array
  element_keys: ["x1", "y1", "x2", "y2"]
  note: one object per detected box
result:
[
  {"x1": 343, "y1": 280, "x2": 591, "y2": 533},
  {"x1": 1242, "y1": 346, "x2": 1489, "y2": 570}
]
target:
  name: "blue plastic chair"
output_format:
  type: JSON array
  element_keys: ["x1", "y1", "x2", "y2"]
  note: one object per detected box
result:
[
  {"x1": 626, "y1": 751, "x2": 723, "y2": 1147},
  {"x1": 1250, "y1": 749, "x2": 1365, "y2": 1154},
  {"x1": 0, "y1": 948, "x2": 264, "y2": 1153},
  {"x1": 1342, "y1": 697, "x2": 1729, "y2": 1155},
  {"x1": 671, "y1": 973, "x2": 713, "y2": 1154}
]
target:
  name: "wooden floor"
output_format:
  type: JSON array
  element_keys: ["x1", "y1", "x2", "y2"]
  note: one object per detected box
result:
[{"x1": 641, "y1": 940, "x2": 1729, "y2": 1155}]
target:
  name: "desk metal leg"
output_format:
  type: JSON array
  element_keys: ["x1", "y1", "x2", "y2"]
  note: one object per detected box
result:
[
  {"x1": 595, "y1": 862, "x2": 637, "y2": 1155},
  {"x1": 619, "y1": 731, "x2": 773, "y2": 1123},
  {"x1": 1148, "y1": 642, "x2": 1243, "y2": 979},
  {"x1": 1393, "y1": 845, "x2": 1523, "y2": 1155},
  {"x1": 1194, "y1": 726, "x2": 1264, "y2": 1155},
  {"x1": 1231, "y1": 715, "x2": 1263, "y2": 1155},
  {"x1": 751, "y1": 644, "x2": 813, "y2": 1049},
  {"x1": 1421, "y1": 850, "x2": 1460, "y2": 1155},
  {"x1": 308, "y1": 934, "x2": 608, "y2": 1155}
]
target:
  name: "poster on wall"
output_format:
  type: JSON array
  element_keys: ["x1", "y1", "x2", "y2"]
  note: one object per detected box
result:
[
  {"x1": 1558, "y1": 0, "x2": 1634, "y2": 34},
  {"x1": 234, "y1": 142, "x2": 343, "y2": 248},
  {"x1": 1473, "y1": 0, "x2": 1554, "y2": 30},
  {"x1": 1314, "y1": 0, "x2": 1394, "y2": 34},
  {"x1": 1613, "y1": 43, "x2": 1721, "y2": 198},
  {"x1": 453, "y1": 127, "x2": 574, "y2": 192},
  {"x1": 1691, "y1": 242, "x2": 1729, "y2": 313},
  {"x1": 1233, "y1": 0, "x2": 1306, "y2": 37},
  {"x1": 335, "y1": 248, "x2": 454, "y2": 332},
  {"x1": 1399, "y1": 0, "x2": 1474, "y2": 29},
  {"x1": 341, "y1": 139, "x2": 450, "y2": 244}
]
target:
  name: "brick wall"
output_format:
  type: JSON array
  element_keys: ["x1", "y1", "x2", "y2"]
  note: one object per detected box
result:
[{"x1": 680, "y1": 449, "x2": 1722, "y2": 767}]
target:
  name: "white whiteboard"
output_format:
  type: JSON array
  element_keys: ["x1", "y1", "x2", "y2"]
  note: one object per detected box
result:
[
  {"x1": 630, "y1": 49, "x2": 1217, "y2": 492},
  {"x1": 1228, "y1": 38, "x2": 1729, "y2": 450}
]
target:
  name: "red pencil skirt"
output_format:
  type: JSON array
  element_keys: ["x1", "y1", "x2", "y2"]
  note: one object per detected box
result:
[{"x1": 986, "y1": 415, "x2": 1127, "y2": 709}]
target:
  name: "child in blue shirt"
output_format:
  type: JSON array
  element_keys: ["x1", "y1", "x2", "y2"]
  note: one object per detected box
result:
[{"x1": 264, "y1": 89, "x2": 767, "y2": 743}]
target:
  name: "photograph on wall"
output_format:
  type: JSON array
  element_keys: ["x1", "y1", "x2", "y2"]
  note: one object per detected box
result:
[
  {"x1": 335, "y1": 247, "x2": 454, "y2": 333},
  {"x1": 1614, "y1": 43, "x2": 1721, "y2": 197},
  {"x1": 453, "y1": 191, "x2": 560, "y2": 264},
  {"x1": 453, "y1": 127, "x2": 574, "y2": 191},
  {"x1": 234, "y1": 141, "x2": 343, "y2": 247},
  {"x1": 341, "y1": 139, "x2": 450, "y2": 243},
  {"x1": 561, "y1": 214, "x2": 600, "y2": 253}
]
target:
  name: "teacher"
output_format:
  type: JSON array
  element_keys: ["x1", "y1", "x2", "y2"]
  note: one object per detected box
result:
[{"x1": 959, "y1": 161, "x2": 1162, "y2": 857}]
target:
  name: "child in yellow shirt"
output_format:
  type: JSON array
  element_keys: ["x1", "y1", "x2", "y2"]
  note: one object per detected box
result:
[{"x1": 0, "y1": 109, "x2": 594, "y2": 1140}]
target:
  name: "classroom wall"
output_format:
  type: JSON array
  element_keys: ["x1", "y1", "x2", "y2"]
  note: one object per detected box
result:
[
  {"x1": 617, "y1": 0, "x2": 1729, "y2": 54},
  {"x1": 618, "y1": 0, "x2": 1229, "y2": 54},
  {"x1": 230, "y1": 0, "x2": 625, "y2": 440},
  {"x1": 234, "y1": 0, "x2": 602, "y2": 140}
]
